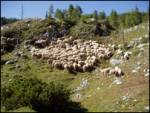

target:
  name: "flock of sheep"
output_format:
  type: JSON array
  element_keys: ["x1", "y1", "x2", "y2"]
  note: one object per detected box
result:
[
  {"x1": 28, "y1": 36, "x2": 126, "y2": 77},
  {"x1": 30, "y1": 36, "x2": 113, "y2": 71}
]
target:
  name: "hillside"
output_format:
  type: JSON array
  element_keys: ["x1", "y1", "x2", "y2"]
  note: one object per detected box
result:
[{"x1": 1, "y1": 17, "x2": 149, "y2": 112}]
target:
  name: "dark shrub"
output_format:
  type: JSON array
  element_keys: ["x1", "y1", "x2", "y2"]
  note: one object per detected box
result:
[
  {"x1": 1, "y1": 28, "x2": 21, "y2": 38},
  {"x1": 1, "y1": 77, "x2": 71, "y2": 112}
]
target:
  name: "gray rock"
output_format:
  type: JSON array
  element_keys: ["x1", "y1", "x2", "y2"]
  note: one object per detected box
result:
[
  {"x1": 15, "y1": 64, "x2": 21, "y2": 68},
  {"x1": 110, "y1": 59, "x2": 122, "y2": 66},
  {"x1": 80, "y1": 78, "x2": 88, "y2": 89},
  {"x1": 5, "y1": 60, "x2": 15, "y2": 64},
  {"x1": 144, "y1": 73, "x2": 149, "y2": 77},
  {"x1": 132, "y1": 70, "x2": 138, "y2": 73},
  {"x1": 113, "y1": 77, "x2": 123, "y2": 85},
  {"x1": 144, "y1": 106, "x2": 149, "y2": 111}
]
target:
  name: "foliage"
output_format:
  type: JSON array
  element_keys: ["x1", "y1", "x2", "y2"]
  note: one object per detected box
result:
[
  {"x1": 98, "y1": 11, "x2": 106, "y2": 20},
  {"x1": 1, "y1": 28, "x2": 22, "y2": 38},
  {"x1": 48, "y1": 4, "x2": 54, "y2": 18},
  {"x1": 55, "y1": 9, "x2": 64, "y2": 21},
  {"x1": 109, "y1": 10, "x2": 119, "y2": 29},
  {"x1": 93, "y1": 10, "x2": 98, "y2": 20},
  {"x1": 1, "y1": 77, "x2": 71, "y2": 112},
  {"x1": 1, "y1": 17, "x2": 19, "y2": 26}
]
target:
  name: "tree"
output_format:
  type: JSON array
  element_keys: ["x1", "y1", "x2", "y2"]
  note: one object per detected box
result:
[
  {"x1": 71, "y1": 6, "x2": 82, "y2": 22},
  {"x1": 76, "y1": 5, "x2": 83, "y2": 16},
  {"x1": 119, "y1": 13, "x2": 126, "y2": 28},
  {"x1": 21, "y1": 4, "x2": 24, "y2": 20},
  {"x1": 55, "y1": 9, "x2": 64, "y2": 20},
  {"x1": 124, "y1": 6, "x2": 142, "y2": 27},
  {"x1": 68, "y1": 4, "x2": 74, "y2": 19},
  {"x1": 45, "y1": 11, "x2": 48, "y2": 19},
  {"x1": 99, "y1": 11, "x2": 106, "y2": 20},
  {"x1": 62, "y1": 9, "x2": 68, "y2": 20},
  {"x1": 48, "y1": 4, "x2": 54, "y2": 18},
  {"x1": 109, "y1": 10, "x2": 119, "y2": 28},
  {"x1": 67, "y1": 4, "x2": 82, "y2": 22},
  {"x1": 93, "y1": 10, "x2": 98, "y2": 20},
  {"x1": 132, "y1": 6, "x2": 142, "y2": 25}
]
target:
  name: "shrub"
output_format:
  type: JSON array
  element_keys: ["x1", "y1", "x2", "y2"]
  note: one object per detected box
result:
[
  {"x1": 132, "y1": 48, "x2": 140, "y2": 56},
  {"x1": 1, "y1": 28, "x2": 21, "y2": 38},
  {"x1": 140, "y1": 36, "x2": 149, "y2": 43},
  {"x1": 1, "y1": 77, "x2": 71, "y2": 112}
]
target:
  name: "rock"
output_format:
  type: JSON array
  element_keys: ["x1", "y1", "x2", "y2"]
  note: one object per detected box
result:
[
  {"x1": 110, "y1": 59, "x2": 122, "y2": 66},
  {"x1": 132, "y1": 70, "x2": 138, "y2": 73},
  {"x1": 144, "y1": 106, "x2": 149, "y2": 111},
  {"x1": 144, "y1": 73, "x2": 149, "y2": 77},
  {"x1": 1, "y1": 59, "x2": 7, "y2": 65},
  {"x1": 136, "y1": 66, "x2": 141, "y2": 70},
  {"x1": 75, "y1": 93, "x2": 82, "y2": 100},
  {"x1": 80, "y1": 78, "x2": 88, "y2": 89},
  {"x1": 137, "y1": 62, "x2": 141, "y2": 66},
  {"x1": 97, "y1": 87, "x2": 100, "y2": 90},
  {"x1": 5, "y1": 60, "x2": 15, "y2": 64},
  {"x1": 137, "y1": 44, "x2": 145, "y2": 48},
  {"x1": 137, "y1": 52, "x2": 142, "y2": 58},
  {"x1": 122, "y1": 95, "x2": 130, "y2": 101},
  {"x1": 113, "y1": 77, "x2": 123, "y2": 85},
  {"x1": 15, "y1": 64, "x2": 21, "y2": 68}
]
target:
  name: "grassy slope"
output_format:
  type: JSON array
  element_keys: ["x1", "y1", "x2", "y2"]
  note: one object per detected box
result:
[{"x1": 1, "y1": 22, "x2": 149, "y2": 112}]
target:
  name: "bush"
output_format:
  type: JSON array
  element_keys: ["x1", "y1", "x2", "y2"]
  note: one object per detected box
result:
[
  {"x1": 1, "y1": 77, "x2": 71, "y2": 112},
  {"x1": 1, "y1": 28, "x2": 21, "y2": 38},
  {"x1": 140, "y1": 36, "x2": 149, "y2": 43},
  {"x1": 132, "y1": 48, "x2": 140, "y2": 56}
]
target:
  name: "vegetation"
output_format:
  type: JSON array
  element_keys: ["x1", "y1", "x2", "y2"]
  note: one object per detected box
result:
[
  {"x1": 1, "y1": 77, "x2": 72, "y2": 112},
  {"x1": 1, "y1": 3, "x2": 149, "y2": 112},
  {"x1": 1, "y1": 17, "x2": 19, "y2": 26}
]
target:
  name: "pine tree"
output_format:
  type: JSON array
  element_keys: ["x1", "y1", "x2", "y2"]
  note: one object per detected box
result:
[
  {"x1": 76, "y1": 5, "x2": 83, "y2": 16},
  {"x1": 62, "y1": 9, "x2": 67, "y2": 20},
  {"x1": 68, "y1": 4, "x2": 74, "y2": 20},
  {"x1": 55, "y1": 9, "x2": 64, "y2": 21},
  {"x1": 93, "y1": 10, "x2": 98, "y2": 20},
  {"x1": 109, "y1": 10, "x2": 119, "y2": 28},
  {"x1": 99, "y1": 11, "x2": 106, "y2": 20},
  {"x1": 48, "y1": 4, "x2": 54, "y2": 18},
  {"x1": 45, "y1": 11, "x2": 48, "y2": 19}
]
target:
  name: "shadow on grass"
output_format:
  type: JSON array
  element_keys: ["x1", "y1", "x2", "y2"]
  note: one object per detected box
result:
[{"x1": 31, "y1": 100, "x2": 88, "y2": 112}]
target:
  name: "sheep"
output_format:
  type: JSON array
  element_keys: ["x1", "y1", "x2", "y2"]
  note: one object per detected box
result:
[
  {"x1": 100, "y1": 67, "x2": 112, "y2": 76},
  {"x1": 100, "y1": 66, "x2": 124, "y2": 77},
  {"x1": 114, "y1": 66, "x2": 124, "y2": 77},
  {"x1": 124, "y1": 51, "x2": 132, "y2": 60},
  {"x1": 29, "y1": 36, "x2": 113, "y2": 72}
]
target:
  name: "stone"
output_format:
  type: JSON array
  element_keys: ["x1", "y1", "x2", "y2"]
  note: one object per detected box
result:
[
  {"x1": 110, "y1": 59, "x2": 122, "y2": 66},
  {"x1": 144, "y1": 106, "x2": 149, "y2": 111},
  {"x1": 122, "y1": 96, "x2": 129, "y2": 101},
  {"x1": 15, "y1": 64, "x2": 21, "y2": 68},
  {"x1": 136, "y1": 66, "x2": 141, "y2": 70},
  {"x1": 80, "y1": 79, "x2": 88, "y2": 89},
  {"x1": 75, "y1": 93, "x2": 82, "y2": 100},
  {"x1": 113, "y1": 77, "x2": 123, "y2": 85},
  {"x1": 137, "y1": 62, "x2": 141, "y2": 66},
  {"x1": 144, "y1": 73, "x2": 149, "y2": 77},
  {"x1": 5, "y1": 60, "x2": 15, "y2": 64},
  {"x1": 132, "y1": 70, "x2": 138, "y2": 73},
  {"x1": 97, "y1": 87, "x2": 100, "y2": 90}
]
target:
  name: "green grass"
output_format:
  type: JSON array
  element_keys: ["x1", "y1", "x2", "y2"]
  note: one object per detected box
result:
[{"x1": 1, "y1": 22, "x2": 149, "y2": 112}]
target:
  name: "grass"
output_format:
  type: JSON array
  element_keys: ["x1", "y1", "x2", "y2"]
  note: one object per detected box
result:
[{"x1": 1, "y1": 22, "x2": 149, "y2": 112}]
